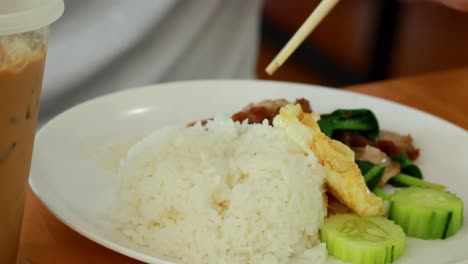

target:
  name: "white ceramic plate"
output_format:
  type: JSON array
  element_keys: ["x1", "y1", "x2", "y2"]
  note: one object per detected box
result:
[{"x1": 30, "y1": 80, "x2": 468, "y2": 264}]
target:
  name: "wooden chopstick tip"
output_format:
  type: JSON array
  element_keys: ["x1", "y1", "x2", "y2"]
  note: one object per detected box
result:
[
  {"x1": 265, "y1": 61, "x2": 280, "y2": 76},
  {"x1": 264, "y1": 0, "x2": 341, "y2": 76}
]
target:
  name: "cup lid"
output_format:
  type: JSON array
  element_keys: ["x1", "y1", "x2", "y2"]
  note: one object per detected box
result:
[{"x1": 0, "y1": 0, "x2": 64, "y2": 36}]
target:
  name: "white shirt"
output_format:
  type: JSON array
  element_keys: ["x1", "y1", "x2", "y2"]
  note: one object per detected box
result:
[{"x1": 39, "y1": 0, "x2": 263, "y2": 125}]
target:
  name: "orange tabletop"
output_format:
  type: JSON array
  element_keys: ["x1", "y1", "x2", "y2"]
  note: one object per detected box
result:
[{"x1": 18, "y1": 68, "x2": 468, "y2": 264}]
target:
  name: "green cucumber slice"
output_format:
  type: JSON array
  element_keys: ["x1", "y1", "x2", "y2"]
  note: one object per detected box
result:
[
  {"x1": 389, "y1": 187, "x2": 464, "y2": 239},
  {"x1": 320, "y1": 214, "x2": 405, "y2": 264}
]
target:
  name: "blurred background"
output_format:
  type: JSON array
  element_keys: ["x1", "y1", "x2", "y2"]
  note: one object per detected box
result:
[{"x1": 256, "y1": 0, "x2": 468, "y2": 87}]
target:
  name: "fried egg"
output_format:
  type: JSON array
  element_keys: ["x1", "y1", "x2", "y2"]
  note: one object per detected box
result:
[{"x1": 273, "y1": 104, "x2": 386, "y2": 216}]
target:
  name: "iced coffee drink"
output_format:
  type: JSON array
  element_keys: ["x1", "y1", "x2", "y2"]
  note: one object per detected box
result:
[
  {"x1": 0, "y1": 28, "x2": 48, "y2": 263},
  {"x1": 0, "y1": 1, "x2": 64, "y2": 262}
]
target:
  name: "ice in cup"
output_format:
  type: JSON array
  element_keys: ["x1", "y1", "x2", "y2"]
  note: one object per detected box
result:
[{"x1": 0, "y1": 0, "x2": 63, "y2": 262}]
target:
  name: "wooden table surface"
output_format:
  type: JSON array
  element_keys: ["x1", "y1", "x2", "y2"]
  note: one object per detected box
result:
[{"x1": 18, "y1": 68, "x2": 468, "y2": 264}]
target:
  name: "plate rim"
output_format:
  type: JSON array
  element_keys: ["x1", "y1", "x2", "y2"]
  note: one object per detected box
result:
[{"x1": 36, "y1": 79, "x2": 467, "y2": 135}]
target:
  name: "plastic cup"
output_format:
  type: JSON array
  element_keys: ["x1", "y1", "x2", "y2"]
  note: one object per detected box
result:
[{"x1": 0, "y1": 0, "x2": 63, "y2": 262}]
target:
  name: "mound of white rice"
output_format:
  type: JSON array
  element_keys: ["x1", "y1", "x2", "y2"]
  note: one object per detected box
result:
[{"x1": 114, "y1": 116, "x2": 327, "y2": 264}]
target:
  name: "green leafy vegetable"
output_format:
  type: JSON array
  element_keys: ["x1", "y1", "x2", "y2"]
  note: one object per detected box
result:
[
  {"x1": 318, "y1": 109, "x2": 380, "y2": 140},
  {"x1": 392, "y1": 153, "x2": 423, "y2": 178},
  {"x1": 364, "y1": 166, "x2": 385, "y2": 190},
  {"x1": 355, "y1": 160, "x2": 375, "y2": 174},
  {"x1": 389, "y1": 173, "x2": 445, "y2": 190},
  {"x1": 373, "y1": 188, "x2": 390, "y2": 200},
  {"x1": 356, "y1": 160, "x2": 385, "y2": 190}
]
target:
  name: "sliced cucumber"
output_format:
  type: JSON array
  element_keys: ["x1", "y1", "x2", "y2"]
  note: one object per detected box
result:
[
  {"x1": 389, "y1": 187, "x2": 464, "y2": 239},
  {"x1": 320, "y1": 214, "x2": 405, "y2": 264},
  {"x1": 389, "y1": 173, "x2": 445, "y2": 190}
]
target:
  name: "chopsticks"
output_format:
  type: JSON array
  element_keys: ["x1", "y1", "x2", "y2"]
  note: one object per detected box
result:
[{"x1": 265, "y1": 0, "x2": 340, "y2": 75}]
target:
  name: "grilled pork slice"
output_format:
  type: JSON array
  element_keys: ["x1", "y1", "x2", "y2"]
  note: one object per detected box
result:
[{"x1": 231, "y1": 98, "x2": 312, "y2": 125}]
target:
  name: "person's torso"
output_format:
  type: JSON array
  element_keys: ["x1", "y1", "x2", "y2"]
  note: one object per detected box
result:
[{"x1": 39, "y1": 0, "x2": 263, "y2": 125}]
